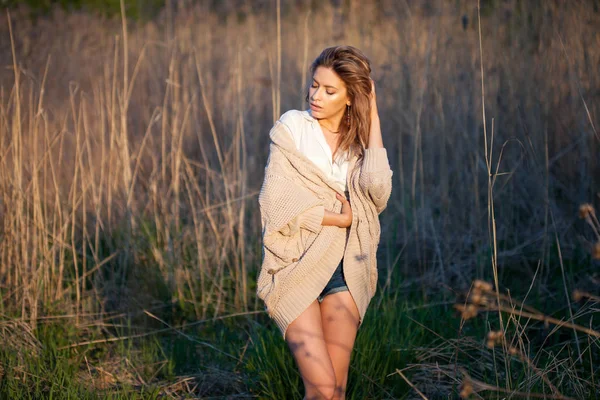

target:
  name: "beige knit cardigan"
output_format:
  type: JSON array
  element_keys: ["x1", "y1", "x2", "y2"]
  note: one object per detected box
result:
[{"x1": 257, "y1": 117, "x2": 393, "y2": 339}]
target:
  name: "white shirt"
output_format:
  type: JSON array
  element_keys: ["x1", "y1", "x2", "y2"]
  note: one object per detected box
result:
[{"x1": 279, "y1": 109, "x2": 349, "y2": 193}]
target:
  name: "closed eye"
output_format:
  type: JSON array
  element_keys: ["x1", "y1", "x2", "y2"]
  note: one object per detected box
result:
[{"x1": 311, "y1": 82, "x2": 336, "y2": 95}]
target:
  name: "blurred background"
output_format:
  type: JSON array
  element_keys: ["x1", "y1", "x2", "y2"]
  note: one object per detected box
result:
[{"x1": 0, "y1": 0, "x2": 598, "y2": 398}]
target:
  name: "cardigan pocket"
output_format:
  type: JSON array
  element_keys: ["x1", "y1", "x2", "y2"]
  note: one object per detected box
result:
[
  {"x1": 262, "y1": 203, "x2": 324, "y2": 268},
  {"x1": 259, "y1": 174, "x2": 326, "y2": 266}
]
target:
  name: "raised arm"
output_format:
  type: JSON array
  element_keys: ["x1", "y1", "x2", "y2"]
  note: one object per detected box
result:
[{"x1": 358, "y1": 79, "x2": 393, "y2": 213}]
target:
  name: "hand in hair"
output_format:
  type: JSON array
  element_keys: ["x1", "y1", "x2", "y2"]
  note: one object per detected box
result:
[
  {"x1": 369, "y1": 78, "x2": 379, "y2": 120},
  {"x1": 367, "y1": 78, "x2": 383, "y2": 148}
]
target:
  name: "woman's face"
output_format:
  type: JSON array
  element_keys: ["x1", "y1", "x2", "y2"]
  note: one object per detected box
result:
[{"x1": 308, "y1": 66, "x2": 350, "y2": 123}]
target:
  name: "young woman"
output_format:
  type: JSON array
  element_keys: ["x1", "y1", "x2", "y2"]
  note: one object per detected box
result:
[{"x1": 257, "y1": 45, "x2": 393, "y2": 399}]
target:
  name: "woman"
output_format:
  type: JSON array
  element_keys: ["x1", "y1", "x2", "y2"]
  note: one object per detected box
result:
[{"x1": 257, "y1": 45, "x2": 393, "y2": 399}]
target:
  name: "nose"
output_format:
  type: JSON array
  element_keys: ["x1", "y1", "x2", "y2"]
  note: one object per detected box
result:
[{"x1": 310, "y1": 88, "x2": 322, "y2": 102}]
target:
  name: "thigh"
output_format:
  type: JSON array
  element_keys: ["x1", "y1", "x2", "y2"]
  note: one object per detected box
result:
[
  {"x1": 320, "y1": 291, "x2": 360, "y2": 396},
  {"x1": 286, "y1": 299, "x2": 337, "y2": 399}
]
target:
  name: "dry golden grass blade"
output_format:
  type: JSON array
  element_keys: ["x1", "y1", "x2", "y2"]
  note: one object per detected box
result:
[
  {"x1": 394, "y1": 369, "x2": 428, "y2": 400},
  {"x1": 572, "y1": 290, "x2": 600, "y2": 303},
  {"x1": 485, "y1": 330, "x2": 563, "y2": 397},
  {"x1": 459, "y1": 368, "x2": 575, "y2": 400},
  {"x1": 482, "y1": 304, "x2": 600, "y2": 339}
]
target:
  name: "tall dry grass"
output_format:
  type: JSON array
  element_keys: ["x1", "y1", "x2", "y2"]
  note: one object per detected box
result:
[{"x1": 0, "y1": 1, "x2": 598, "y2": 395}]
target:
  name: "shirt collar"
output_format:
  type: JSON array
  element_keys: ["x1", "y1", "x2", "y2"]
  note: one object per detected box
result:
[
  {"x1": 302, "y1": 109, "x2": 316, "y2": 122},
  {"x1": 303, "y1": 109, "x2": 352, "y2": 164}
]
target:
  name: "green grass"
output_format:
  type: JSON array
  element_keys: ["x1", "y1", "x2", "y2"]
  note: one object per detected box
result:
[
  {"x1": 244, "y1": 292, "x2": 437, "y2": 399},
  {"x1": 1, "y1": 254, "x2": 598, "y2": 398},
  {"x1": 0, "y1": 322, "x2": 163, "y2": 399}
]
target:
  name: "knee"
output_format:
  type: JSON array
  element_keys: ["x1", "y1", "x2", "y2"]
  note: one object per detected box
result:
[
  {"x1": 324, "y1": 382, "x2": 347, "y2": 400},
  {"x1": 305, "y1": 378, "x2": 337, "y2": 400},
  {"x1": 321, "y1": 385, "x2": 336, "y2": 400}
]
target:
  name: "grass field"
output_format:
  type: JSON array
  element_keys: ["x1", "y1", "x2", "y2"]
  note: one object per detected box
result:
[{"x1": 0, "y1": 0, "x2": 599, "y2": 398}]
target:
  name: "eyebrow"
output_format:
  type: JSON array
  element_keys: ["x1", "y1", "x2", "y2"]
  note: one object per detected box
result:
[{"x1": 312, "y1": 78, "x2": 338, "y2": 90}]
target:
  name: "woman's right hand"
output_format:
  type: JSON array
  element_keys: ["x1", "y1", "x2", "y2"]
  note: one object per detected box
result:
[{"x1": 336, "y1": 192, "x2": 353, "y2": 228}]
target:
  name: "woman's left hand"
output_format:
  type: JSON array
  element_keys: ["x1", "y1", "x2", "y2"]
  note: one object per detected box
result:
[
  {"x1": 370, "y1": 78, "x2": 379, "y2": 119},
  {"x1": 367, "y1": 78, "x2": 383, "y2": 147}
]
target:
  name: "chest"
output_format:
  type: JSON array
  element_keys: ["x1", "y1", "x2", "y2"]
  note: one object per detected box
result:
[
  {"x1": 292, "y1": 122, "x2": 349, "y2": 192},
  {"x1": 322, "y1": 134, "x2": 341, "y2": 162}
]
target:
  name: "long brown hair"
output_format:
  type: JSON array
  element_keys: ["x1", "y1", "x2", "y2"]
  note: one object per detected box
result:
[{"x1": 305, "y1": 45, "x2": 372, "y2": 162}]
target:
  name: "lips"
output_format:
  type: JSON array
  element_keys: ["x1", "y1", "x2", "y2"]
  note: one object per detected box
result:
[{"x1": 310, "y1": 103, "x2": 322, "y2": 110}]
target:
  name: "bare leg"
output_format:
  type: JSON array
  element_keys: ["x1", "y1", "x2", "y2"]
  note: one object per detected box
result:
[
  {"x1": 320, "y1": 291, "x2": 360, "y2": 400},
  {"x1": 286, "y1": 299, "x2": 337, "y2": 400}
]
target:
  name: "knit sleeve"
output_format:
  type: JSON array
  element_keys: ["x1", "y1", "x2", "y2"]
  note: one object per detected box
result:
[
  {"x1": 358, "y1": 147, "x2": 393, "y2": 214},
  {"x1": 259, "y1": 171, "x2": 325, "y2": 265}
]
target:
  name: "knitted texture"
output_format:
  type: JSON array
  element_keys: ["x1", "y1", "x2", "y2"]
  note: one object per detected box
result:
[{"x1": 257, "y1": 115, "x2": 393, "y2": 339}]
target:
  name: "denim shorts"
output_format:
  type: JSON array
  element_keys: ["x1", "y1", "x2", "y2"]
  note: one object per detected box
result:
[{"x1": 317, "y1": 259, "x2": 349, "y2": 303}]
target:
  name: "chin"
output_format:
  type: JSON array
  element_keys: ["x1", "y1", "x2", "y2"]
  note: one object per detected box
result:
[{"x1": 313, "y1": 110, "x2": 328, "y2": 118}]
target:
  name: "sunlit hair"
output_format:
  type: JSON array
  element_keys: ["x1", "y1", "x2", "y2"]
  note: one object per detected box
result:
[{"x1": 305, "y1": 45, "x2": 372, "y2": 162}]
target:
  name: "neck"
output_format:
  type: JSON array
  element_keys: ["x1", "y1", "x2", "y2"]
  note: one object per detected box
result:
[
  {"x1": 317, "y1": 111, "x2": 344, "y2": 134},
  {"x1": 320, "y1": 122, "x2": 340, "y2": 133}
]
